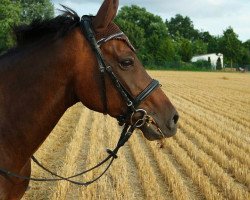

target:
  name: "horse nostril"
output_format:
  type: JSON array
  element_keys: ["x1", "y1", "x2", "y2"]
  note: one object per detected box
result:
[
  {"x1": 167, "y1": 112, "x2": 179, "y2": 130},
  {"x1": 173, "y1": 114, "x2": 179, "y2": 124}
]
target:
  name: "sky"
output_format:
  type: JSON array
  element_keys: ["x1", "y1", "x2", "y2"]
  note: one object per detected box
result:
[{"x1": 51, "y1": 0, "x2": 250, "y2": 42}]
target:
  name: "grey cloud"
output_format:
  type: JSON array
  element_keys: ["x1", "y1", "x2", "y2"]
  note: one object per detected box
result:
[
  {"x1": 52, "y1": 0, "x2": 246, "y2": 19},
  {"x1": 52, "y1": 0, "x2": 250, "y2": 41}
]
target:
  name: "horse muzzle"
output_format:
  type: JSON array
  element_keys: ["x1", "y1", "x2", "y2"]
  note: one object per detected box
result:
[{"x1": 140, "y1": 111, "x2": 179, "y2": 141}]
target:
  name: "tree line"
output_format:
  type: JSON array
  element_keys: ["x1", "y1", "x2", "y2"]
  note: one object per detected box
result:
[
  {"x1": 115, "y1": 5, "x2": 250, "y2": 70},
  {"x1": 1, "y1": 2, "x2": 249, "y2": 70},
  {"x1": 0, "y1": 0, "x2": 54, "y2": 52}
]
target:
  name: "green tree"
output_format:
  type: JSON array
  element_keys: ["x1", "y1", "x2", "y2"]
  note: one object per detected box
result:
[
  {"x1": 207, "y1": 35, "x2": 221, "y2": 54},
  {"x1": 0, "y1": 0, "x2": 54, "y2": 53},
  {"x1": 192, "y1": 39, "x2": 208, "y2": 55},
  {"x1": 216, "y1": 57, "x2": 222, "y2": 70},
  {"x1": 114, "y1": 17, "x2": 145, "y2": 61},
  {"x1": 19, "y1": 0, "x2": 54, "y2": 24},
  {"x1": 220, "y1": 27, "x2": 242, "y2": 68},
  {"x1": 146, "y1": 34, "x2": 173, "y2": 65},
  {"x1": 233, "y1": 40, "x2": 249, "y2": 67},
  {"x1": 117, "y1": 5, "x2": 167, "y2": 38},
  {"x1": 164, "y1": 37, "x2": 176, "y2": 61},
  {"x1": 179, "y1": 38, "x2": 193, "y2": 62},
  {"x1": 243, "y1": 40, "x2": 250, "y2": 50},
  {"x1": 116, "y1": 5, "x2": 171, "y2": 65},
  {"x1": 239, "y1": 47, "x2": 250, "y2": 66},
  {"x1": 0, "y1": 0, "x2": 21, "y2": 52},
  {"x1": 166, "y1": 14, "x2": 199, "y2": 41},
  {"x1": 199, "y1": 31, "x2": 213, "y2": 43}
]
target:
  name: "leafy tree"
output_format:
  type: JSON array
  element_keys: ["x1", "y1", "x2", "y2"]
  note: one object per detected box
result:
[
  {"x1": 239, "y1": 47, "x2": 250, "y2": 66},
  {"x1": 243, "y1": 40, "x2": 250, "y2": 50},
  {"x1": 192, "y1": 39, "x2": 208, "y2": 55},
  {"x1": 166, "y1": 14, "x2": 199, "y2": 41},
  {"x1": 19, "y1": 0, "x2": 54, "y2": 24},
  {"x1": 179, "y1": 38, "x2": 193, "y2": 62},
  {"x1": 242, "y1": 40, "x2": 250, "y2": 65},
  {"x1": 207, "y1": 35, "x2": 221, "y2": 54},
  {"x1": 0, "y1": 0, "x2": 54, "y2": 53},
  {"x1": 199, "y1": 31, "x2": 213, "y2": 43},
  {"x1": 117, "y1": 5, "x2": 167, "y2": 38},
  {"x1": 0, "y1": 0, "x2": 21, "y2": 52},
  {"x1": 116, "y1": 5, "x2": 171, "y2": 65},
  {"x1": 114, "y1": 18, "x2": 145, "y2": 52},
  {"x1": 220, "y1": 27, "x2": 242, "y2": 68},
  {"x1": 164, "y1": 37, "x2": 176, "y2": 61},
  {"x1": 145, "y1": 34, "x2": 175, "y2": 65},
  {"x1": 216, "y1": 57, "x2": 222, "y2": 70}
]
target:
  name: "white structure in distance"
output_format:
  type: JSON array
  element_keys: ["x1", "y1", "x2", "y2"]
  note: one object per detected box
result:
[{"x1": 191, "y1": 53, "x2": 224, "y2": 69}]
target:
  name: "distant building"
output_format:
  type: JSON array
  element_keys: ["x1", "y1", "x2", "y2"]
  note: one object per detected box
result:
[{"x1": 191, "y1": 53, "x2": 224, "y2": 70}]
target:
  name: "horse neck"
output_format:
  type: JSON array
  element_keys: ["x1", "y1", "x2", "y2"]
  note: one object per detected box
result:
[{"x1": 0, "y1": 32, "x2": 80, "y2": 160}]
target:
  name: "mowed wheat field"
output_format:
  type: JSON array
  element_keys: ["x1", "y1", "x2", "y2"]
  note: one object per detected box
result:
[{"x1": 22, "y1": 71, "x2": 250, "y2": 200}]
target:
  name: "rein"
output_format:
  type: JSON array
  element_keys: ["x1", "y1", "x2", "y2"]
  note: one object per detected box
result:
[
  {"x1": 0, "y1": 123, "x2": 138, "y2": 186},
  {"x1": 0, "y1": 16, "x2": 160, "y2": 186}
]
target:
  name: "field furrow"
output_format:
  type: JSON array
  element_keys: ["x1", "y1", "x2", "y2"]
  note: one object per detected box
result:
[
  {"x1": 176, "y1": 105, "x2": 250, "y2": 166},
  {"x1": 129, "y1": 132, "x2": 172, "y2": 200},
  {"x1": 164, "y1": 138, "x2": 225, "y2": 200},
  {"x1": 79, "y1": 112, "x2": 117, "y2": 200},
  {"x1": 165, "y1": 83, "x2": 250, "y2": 127},
  {"x1": 178, "y1": 119, "x2": 249, "y2": 188},
  {"x1": 99, "y1": 117, "x2": 145, "y2": 200},
  {"x1": 174, "y1": 131, "x2": 249, "y2": 200},
  {"x1": 165, "y1": 85, "x2": 250, "y2": 134},
  {"x1": 118, "y1": 143, "x2": 147, "y2": 200},
  {"x1": 163, "y1": 80, "x2": 248, "y2": 109},
  {"x1": 171, "y1": 94, "x2": 250, "y2": 155},
  {"x1": 50, "y1": 106, "x2": 91, "y2": 200},
  {"x1": 144, "y1": 138, "x2": 199, "y2": 200},
  {"x1": 166, "y1": 81, "x2": 249, "y2": 108},
  {"x1": 63, "y1": 108, "x2": 94, "y2": 200}
]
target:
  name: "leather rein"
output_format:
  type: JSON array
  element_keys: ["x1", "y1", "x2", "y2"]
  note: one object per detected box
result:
[{"x1": 0, "y1": 16, "x2": 160, "y2": 186}]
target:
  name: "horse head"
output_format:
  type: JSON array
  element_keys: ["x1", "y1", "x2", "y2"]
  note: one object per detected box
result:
[{"x1": 73, "y1": 0, "x2": 179, "y2": 140}]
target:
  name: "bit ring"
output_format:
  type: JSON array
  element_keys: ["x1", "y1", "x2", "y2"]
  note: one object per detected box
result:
[{"x1": 130, "y1": 109, "x2": 147, "y2": 128}]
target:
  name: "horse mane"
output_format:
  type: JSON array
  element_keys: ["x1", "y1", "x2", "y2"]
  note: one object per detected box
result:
[{"x1": 14, "y1": 6, "x2": 81, "y2": 47}]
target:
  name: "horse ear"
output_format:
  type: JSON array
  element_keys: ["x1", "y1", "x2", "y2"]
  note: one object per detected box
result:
[{"x1": 92, "y1": 0, "x2": 119, "y2": 32}]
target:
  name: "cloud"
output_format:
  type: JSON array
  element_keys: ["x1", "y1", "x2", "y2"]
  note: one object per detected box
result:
[{"x1": 52, "y1": 0, "x2": 250, "y2": 41}]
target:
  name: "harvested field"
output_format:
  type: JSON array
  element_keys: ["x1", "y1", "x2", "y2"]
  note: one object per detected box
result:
[{"x1": 22, "y1": 71, "x2": 250, "y2": 200}]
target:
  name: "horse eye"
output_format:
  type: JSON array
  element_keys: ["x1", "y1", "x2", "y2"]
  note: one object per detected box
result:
[{"x1": 119, "y1": 59, "x2": 134, "y2": 69}]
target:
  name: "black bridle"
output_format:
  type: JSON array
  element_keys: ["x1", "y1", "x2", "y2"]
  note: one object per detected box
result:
[
  {"x1": 0, "y1": 16, "x2": 160, "y2": 186},
  {"x1": 81, "y1": 15, "x2": 160, "y2": 127}
]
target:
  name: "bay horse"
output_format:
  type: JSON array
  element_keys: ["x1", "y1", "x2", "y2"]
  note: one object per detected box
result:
[{"x1": 0, "y1": 0, "x2": 178, "y2": 199}]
